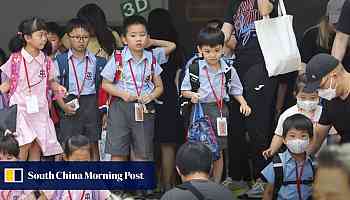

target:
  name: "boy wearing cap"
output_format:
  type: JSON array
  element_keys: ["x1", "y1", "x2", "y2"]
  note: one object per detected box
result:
[{"x1": 304, "y1": 53, "x2": 350, "y2": 154}]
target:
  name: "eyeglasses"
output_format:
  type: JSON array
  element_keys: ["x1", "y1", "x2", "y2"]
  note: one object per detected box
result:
[{"x1": 68, "y1": 35, "x2": 89, "y2": 41}]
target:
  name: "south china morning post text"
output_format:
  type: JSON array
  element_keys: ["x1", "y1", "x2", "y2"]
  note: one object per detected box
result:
[
  {"x1": 0, "y1": 162, "x2": 156, "y2": 190},
  {"x1": 27, "y1": 171, "x2": 144, "y2": 182}
]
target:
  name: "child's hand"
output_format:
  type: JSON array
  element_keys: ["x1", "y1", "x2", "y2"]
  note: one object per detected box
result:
[
  {"x1": 63, "y1": 103, "x2": 76, "y2": 116},
  {"x1": 262, "y1": 148, "x2": 275, "y2": 160},
  {"x1": 191, "y1": 92, "x2": 200, "y2": 104},
  {"x1": 122, "y1": 92, "x2": 137, "y2": 102},
  {"x1": 53, "y1": 85, "x2": 67, "y2": 98},
  {"x1": 240, "y1": 103, "x2": 251, "y2": 117},
  {"x1": 140, "y1": 93, "x2": 154, "y2": 104}
]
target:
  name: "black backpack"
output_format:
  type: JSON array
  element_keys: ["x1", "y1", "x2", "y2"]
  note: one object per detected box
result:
[
  {"x1": 271, "y1": 153, "x2": 316, "y2": 200},
  {"x1": 180, "y1": 57, "x2": 234, "y2": 128}
]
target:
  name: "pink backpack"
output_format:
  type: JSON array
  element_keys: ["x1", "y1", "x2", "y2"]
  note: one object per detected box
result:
[{"x1": 8, "y1": 52, "x2": 51, "y2": 100}]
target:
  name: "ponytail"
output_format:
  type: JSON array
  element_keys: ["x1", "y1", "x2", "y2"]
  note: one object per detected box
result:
[
  {"x1": 8, "y1": 33, "x2": 26, "y2": 53},
  {"x1": 8, "y1": 17, "x2": 47, "y2": 53}
]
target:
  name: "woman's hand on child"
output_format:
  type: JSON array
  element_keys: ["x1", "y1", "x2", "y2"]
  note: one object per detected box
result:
[
  {"x1": 240, "y1": 103, "x2": 251, "y2": 117},
  {"x1": 191, "y1": 92, "x2": 200, "y2": 104},
  {"x1": 262, "y1": 148, "x2": 275, "y2": 160}
]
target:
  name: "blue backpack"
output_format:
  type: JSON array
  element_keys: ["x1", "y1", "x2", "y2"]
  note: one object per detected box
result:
[
  {"x1": 55, "y1": 52, "x2": 107, "y2": 93},
  {"x1": 187, "y1": 103, "x2": 220, "y2": 160}
]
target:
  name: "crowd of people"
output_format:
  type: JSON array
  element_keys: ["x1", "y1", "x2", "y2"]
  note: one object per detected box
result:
[{"x1": 0, "y1": 0, "x2": 350, "y2": 199}]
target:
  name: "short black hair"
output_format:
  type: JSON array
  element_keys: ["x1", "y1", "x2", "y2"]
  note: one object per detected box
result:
[
  {"x1": 206, "y1": 19, "x2": 223, "y2": 29},
  {"x1": 65, "y1": 18, "x2": 90, "y2": 35},
  {"x1": 197, "y1": 26, "x2": 225, "y2": 47},
  {"x1": 0, "y1": 135, "x2": 19, "y2": 158},
  {"x1": 282, "y1": 114, "x2": 313, "y2": 138},
  {"x1": 122, "y1": 15, "x2": 148, "y2": 36},
  {"x1": 46, "y1": 22, "x2": 64, "y2": 38},
  {"x1": 176, "y1": 142, "x2": 212, "y2": 176},
  {"x1": 64, "y1": 135, "x2": 90, "y2": 157},
  {"x1": 294, "y1": 73, "x2": 308, "y2": 95}
]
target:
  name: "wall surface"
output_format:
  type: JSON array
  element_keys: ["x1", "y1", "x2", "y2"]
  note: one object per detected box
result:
[{"x1": 0, "y1": 0, "x2": 168, "y2": 53}]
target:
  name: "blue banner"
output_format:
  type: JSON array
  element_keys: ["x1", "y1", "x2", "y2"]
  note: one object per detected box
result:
[{"x1": 0, "y1": 162, "x2": 156, "y2": 190}]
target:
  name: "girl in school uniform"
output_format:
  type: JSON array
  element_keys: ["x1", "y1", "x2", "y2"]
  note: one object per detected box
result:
[
  {"x1": 44, "y1": 135, "x2": 111, "y2": 200},
  {"x1": 0, "y1": 17, "x2": 65, "y2": 161},
  {"x1": 0, "y1": 134, "x2": 47, "y2": 200}
]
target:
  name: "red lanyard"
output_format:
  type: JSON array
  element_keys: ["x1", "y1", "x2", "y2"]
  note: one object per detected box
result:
[
  {"x1": 295, "y1": 161, "x2": 305, "y2": 200},
  {"x1": 23, "y1": 57, "x2": 45, "y2": 93},
  {"x1": 68, "y1": 190, "x2": 85, "y2": 200},
  {"x1": 70, "y1": 57, "x2": 88, "y2": 97},
  {"x1": 205, "y1": 67, "x2": 225, "y2": 115},
  {"x1": 128, "y1": 59, "x2": 147, "y2": 97},
  {"x1": 1, "y1": 190, "x2": 11, "y2": 200}
]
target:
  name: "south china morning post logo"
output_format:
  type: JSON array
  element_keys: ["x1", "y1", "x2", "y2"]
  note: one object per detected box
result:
[
  {"x1": 4, "y1": 168, "x2": 23, "y2": 183},
  {"x1": 0, "y1": 162, "x2": 155, "y2": 190}
]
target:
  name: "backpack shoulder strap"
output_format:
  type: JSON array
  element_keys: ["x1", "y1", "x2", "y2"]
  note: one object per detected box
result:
[
  {"x1": 176, "y1": 182, "x2": 206, "y2": 200},
  {"x1": 55, "y1": 52, "x2": 69, "y2": 90},
  {"x1": 272, "y1": 153, "x2": 284, "y2": 200},
  {"x1": 113, "y1": 50, "x2": 123, "y2": 82},
  {"x1": 95, "y1": 56, "x2": 107, "y2": 91},
  {"x1": 9, "y1": 52, "x2": 22, "y2": 97},
  {"x1": 189, "y1": 57, "x2": 202, "y2": 93}
]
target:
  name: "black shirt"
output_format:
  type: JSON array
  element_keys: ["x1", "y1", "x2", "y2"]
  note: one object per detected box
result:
[
  {"x1": 301, "y1": 26, "x2": 350, "y2": 71},
  {"x1": 318, "y1": 95, "x2": 350, "y2": 143},
  {"x1": 337, "y1": 0, "x2": 350, "y2": 34}
]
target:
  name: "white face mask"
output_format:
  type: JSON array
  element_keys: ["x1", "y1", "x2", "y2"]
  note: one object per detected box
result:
[
  {"x1": 297, "y1": 99, "x2": 319, "y2": 112},
  {"x1": 286, "y1": 139, "x2": 309, "y2": 154},
  {"x1": 318, "y1": 78, "x2": 337, "y2": 101}
]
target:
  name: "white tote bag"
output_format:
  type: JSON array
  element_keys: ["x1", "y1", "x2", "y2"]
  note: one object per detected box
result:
[{"x1": 255, "y1": 0, "x2": 301, "y2": 77}]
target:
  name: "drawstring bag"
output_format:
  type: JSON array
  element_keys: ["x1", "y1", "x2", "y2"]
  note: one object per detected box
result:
[{"x1": 187, "y1": 103, "x2": 220, "y2": 160}]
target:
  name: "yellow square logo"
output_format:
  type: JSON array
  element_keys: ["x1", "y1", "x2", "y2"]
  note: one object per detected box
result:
[{"x1": 4, "y1": 168, "x2": 23, "y2": 183}]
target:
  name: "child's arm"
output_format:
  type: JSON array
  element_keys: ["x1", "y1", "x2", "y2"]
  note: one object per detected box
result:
[
  {"x1": 101, "y1": 79, "x2": 138, "y2": 102},
  {"x1": 0, "y1": 80, "x2": 10, "y2": 94},
  {"x1": 148, "y1": 38, "x2": 176, "y2": 56},
  {"x1": 140, "y1": 74, "x2": 164, "y2": 104},
  {"x1": 233, "y1": 95, "x2": 251, "y2": 117},
  {"x1": 182, "y1": 90, "x2": 200, "y2": 104},
  {"x1": 263, "y1": 183, "x2": 274, "y2": 200},
  {"x1": 263, "y1": 135, "x2": 284, "y2": 159}
]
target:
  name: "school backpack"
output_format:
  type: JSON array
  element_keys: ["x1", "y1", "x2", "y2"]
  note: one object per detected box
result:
[
  {"x1": 56, "y1": 52, "x2": 107, "y2": 96},
  {"x1": 272, "y1": 153, "x2": 316, "y2": 200},
  {"x1": 187, "y1": 103, "x2": 220, "y2": 160},
  {"x1": 180, "y1": 56, "x2": 234, "y2": 131},
  {"x1": 9, "y1": 52, "x2": 52, "y2": 100},
  {"x1": 98, "y1": 48, "x2": 157, "y2": 106},
  {"x1": 55, "y1": 52, "x2": 107, "y2": 112}
]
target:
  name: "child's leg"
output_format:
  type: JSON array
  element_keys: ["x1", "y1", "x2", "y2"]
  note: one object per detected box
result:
[
  {"x1": 28, "y1": 140, "x2": 42, "y2": 161},
  {"x1": 160, "y1": 143, "x2": 176, "y2": 191},
  {"x1": 18, "y1": 143, "x2": 31, "y2": 161},
  {"x1": 213, "y1": 151, "x2": 224, "y2": 183},
  {"x1": 90, "y1": 142, "x2": 100, "y2": 161},
  {"x1": 111, "y1": 155, "x2": 128, "y2": 161}
]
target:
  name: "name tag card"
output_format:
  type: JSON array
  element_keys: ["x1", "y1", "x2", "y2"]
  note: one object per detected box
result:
[
  {"x1": 26, "y1": 95, "x2": 39, "y2": 114},
  {"x1": 217, "y1": 117, "x2": 228, "y2": 136}
]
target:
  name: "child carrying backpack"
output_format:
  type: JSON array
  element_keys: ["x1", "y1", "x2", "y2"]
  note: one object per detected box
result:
[
  {"x1": 0, "y1": 17, "x2": 65, "y2": 161},
  {"x1": 181, "y1": 27, "x2": 251, "y2": 183},
  {"x1": 262, "y1": 114, "x2": 316, "y2": 200}
]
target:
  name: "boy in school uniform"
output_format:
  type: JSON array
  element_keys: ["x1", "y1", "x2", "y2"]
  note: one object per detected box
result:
[
  {"x1": 54, "y1": 18, "x2": 107, "y2": 161},
  {"x1": 46, "y1": 21, "x2": 65, "y2": 60},
  {"x1": 262, "y1": 114, "x2": 315, "y2": 200},
  {"x1": 181, "y1": 26, "x2": 251, "y2": 183},
  {"x1": 101, "y1": 15, "x2": 164, "y2": 161}
]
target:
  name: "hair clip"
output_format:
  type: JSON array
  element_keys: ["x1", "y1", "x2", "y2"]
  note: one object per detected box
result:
[
  {"x1": 4, "y1": 129, "x2": 17, "y2": 137},
  {"x1": 16, "y1": 32, "x2": 23, "y2": 36}
]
